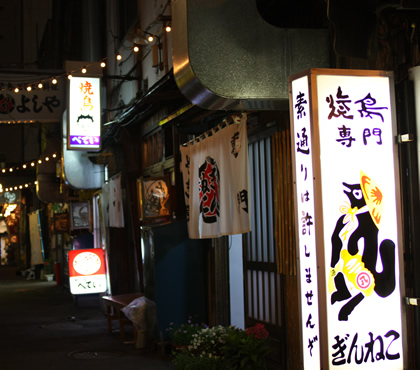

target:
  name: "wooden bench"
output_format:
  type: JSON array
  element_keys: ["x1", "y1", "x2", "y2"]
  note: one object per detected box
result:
[{"x1": 102, "y1": 293, "x2": 144, "y2": 342}]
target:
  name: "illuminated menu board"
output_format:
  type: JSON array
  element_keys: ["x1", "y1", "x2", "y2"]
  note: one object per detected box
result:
[
  {"x1": 289, "y1": 69, "x2": 405, "y2": 369},
  {"x1": 68, "y1": 77, "x2": 101, "y2": 151}
]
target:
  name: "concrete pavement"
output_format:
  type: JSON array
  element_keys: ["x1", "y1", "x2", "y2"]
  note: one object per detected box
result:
[{"x1": 0, "y1": 266, "x2": 175, "y2": 370}]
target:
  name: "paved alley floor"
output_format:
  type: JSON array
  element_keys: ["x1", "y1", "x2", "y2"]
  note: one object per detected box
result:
[{"x1": 0, "y1": 266, "x2": 175, "y2": 370}]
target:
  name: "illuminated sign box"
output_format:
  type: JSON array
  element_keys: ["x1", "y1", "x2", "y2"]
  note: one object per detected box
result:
[
  {"x1": 68, "y1": 248, "x2": 106, "y2": 294},
  {"x1": 289, "y1": 69, "x2": 406, "y2": 369},
  {"x1": 68, "y1": 76, "x2": 101, "y2": 151}
]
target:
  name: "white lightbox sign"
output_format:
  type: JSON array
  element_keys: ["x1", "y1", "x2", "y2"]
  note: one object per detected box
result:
[
  {"x1": 317, "y1": 73, "x2": 404, "y2": 369},
  {"x1": 290, "y1": 75, "x2": 321, "y2": 369},
  {"x1": 68, "y1": 76, "x2": 101, "y2": 151},
  {"x1": 68, "y1": 249, "x2": 106, "y2": 294},
  {"x1": 290, "y1": 69, "x2": 405, "y2": 369}
]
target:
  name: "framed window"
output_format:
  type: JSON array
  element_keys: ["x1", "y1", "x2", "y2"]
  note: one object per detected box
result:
[
  {"x1": 70, "y1": 202, "x2": 90, "y2": 230},
  {"x1": 137, "y1": 176, "x2": 172, "y2": 222},
  {"x1": 54, "y1": 212, "x2": 69, "y2": 233}
]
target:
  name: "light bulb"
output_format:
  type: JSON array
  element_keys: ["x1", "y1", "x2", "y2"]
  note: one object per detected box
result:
[
  {"x1": 9, "y1": 168, "x2": 12, "y2": 172},
  {"x1": 19, "y1": 185, "x2": 22, "y2": 189},
  {"x1": 100, "y1": 61, "x2": 106, "y2": 68},
  {"x1": 45, "y1": 157, "x2": 49, "y2": 161},
  {"x1": 52, "y1": 78, "x2": 57, "y2": 84},
  {"x1": 25, "y1": 184, "x2": 28, "y2": 188},
  {"x1": 68, "y1": 74, "x2": 72, "y2": 79},
  {"x1": 165, "y1": 26, "x2": 172, "y2": 32},
  {"x1": 52, "y1": 153, "x2": 57, "y2": 158},
  {"x1": 22, "y1": 164, "x2": 26, "y2": 169},
  {"x1": 147, "y1": 35, "x2": 154, "y2": 42},
  {"x1": 26, "y1": 86, "x2": 32, "y2": 92},
  {"x1": 38, "y1": 159, "x2": 42, "y2": 164},
  {"x1": 38, "y1": 83, "x2": 43, "y2": 89},
  {"x1": 31, "y1": 162, "x2": 35, "y2": 167},
  {"x1": 82, "y1": 67, "x2": 87, "y2": 74},
  {"x1": 1, "y1": 169, "x2": 5, "y2": 173},
  {"x1": 14, "y1": 87, "x2": 19, "y2": 93},
  {"x1": 116, "y1": 53, "x2": 122, "y2": 61},
  {"x1": 133, "y1": 45, "x2": 139, "y2": 53}
]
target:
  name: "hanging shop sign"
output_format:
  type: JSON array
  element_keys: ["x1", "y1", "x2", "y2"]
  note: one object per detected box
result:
[
  {"x1": 0, "y1": 79, "x2": 64, "y2": 123},
  {"x1": 68, "y1": 76, "x2": 101, "y2": 151},
  {"x1": 289, "y1": 69, "x2": 406, "y2": 369},
  {"x1": 68, "y1": 248, "x2": 106, "y2": 294},
  {"x1": 0, "y1": 190, "x2": 20, "y2": 204}
]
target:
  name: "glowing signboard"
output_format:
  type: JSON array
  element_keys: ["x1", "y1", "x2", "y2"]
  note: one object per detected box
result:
[
  {"x1": 68, "y1": 248, "x2": 106, "y2": 294},
  {"x1": 290, "y1": 75, "x2": 321, "y2": 369},
  {"x1": 289, "y1": 69, "x2": 406, "y2": 369},
  {"x1": 68, "y1": 76, "x2": 101, "y2": 151}
]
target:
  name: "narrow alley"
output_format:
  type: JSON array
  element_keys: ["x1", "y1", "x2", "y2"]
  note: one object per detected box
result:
[{"x1": 0, "y1": 266, "x2": 174, "y2": 370}]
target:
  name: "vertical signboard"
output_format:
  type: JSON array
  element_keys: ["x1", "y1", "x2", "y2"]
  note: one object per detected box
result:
[
  {"x1": 68, "y1": 248, "x2": 106, "y2": 294},
  {"x1": 289, "y1": 69, "x2": 405, "y2": 369},
  {"x1": 68, "y1": 76, "x2": 101, "y2": 151},
  {"x1": 290, "y1": 75, "x2": 321, "y2": 369}
]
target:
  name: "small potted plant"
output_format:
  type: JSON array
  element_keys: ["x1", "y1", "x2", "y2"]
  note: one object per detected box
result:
[
  {"x1": 171, "y1": 323, "x2": 271, "y2": 369},
  {"x1": 43, "y1": 259, "x2": 55, "y2": 281},
  {"x1": 222, "y1": 323, "x2": 271, "y2": 369},
  {"x1": 166, "y1": 316, "x2": 207, "y2": 349}
]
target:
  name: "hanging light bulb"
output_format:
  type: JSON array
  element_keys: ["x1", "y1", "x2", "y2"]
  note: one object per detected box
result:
[
  {"x1": 19, "y1": 185, "x2": 22, "y2": 189},
  {"x1": 25, "y1": 184, "x2": 28, "y2": 188},
  {"x1": 38, "y1": 159, "x2": 42, "y2": 164},
  {"x1": 1, "y1": 169, "x2": 5, "y2": 173},
  {"x1": 45, "y1": 157, "x2": 49, "y2": 161},
  {"x1": 14, "y1": 87, "x2": 19, "y2": 93},
  {"x1": 100, "y1": 61, "x2": 106, "y2": 68},
  {"x1": 147, "y1": 35, "x2": 154, "y2": 42},
  {"x1": 22, "y1": 164, "x2": 27, "y2": 169},
  {"x1": 165, "y1": 25, "x2": 172, "y2": 32},
  {"x1": 67, "y1": 74, "x2": 72, "y2": 80},
  {"x1": 116, "y1": 53, "x2": 122, "y2": 61},
  {"x1": 26, "y1": 85, "x2": 32, "y2": 92},
  {"x1": 81, "y1": 66, "x2": 87, "y2": 74},
  {"x1": 52, "y1": 78, "x2": 58, "y2": 84},
  {"x1": 133, "y1": 45, "x2": 140, "y2": 53},
  {"x1": 31, "y1": 162, "x2": 35, "y2": 167},
  {"x1": 9, "y1": 168, "x2": 13, "y2": 172},
  {"x1": 38, "y1": 82, "x2": 43, "y2": 89},
  {"x1": 52, "y1": 153, "x2": 57, "y2": 158}
]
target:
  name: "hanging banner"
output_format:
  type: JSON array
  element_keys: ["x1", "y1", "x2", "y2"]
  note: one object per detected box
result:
[
  {"x1": 180, "y1": 114, "x2": 251, "y2": 239},
  {"x1": 289, "y1": 69, "x2": 406, "y2": 369},
  {"x1": 29, "y1": 211, "x2": 44, "y2": 265},
  {"x1": 68, "y1": 76, "x2": 101, "y2": 151},
  {"x1": 108, "y1": 173, "x2": 124, "y2": 228}
]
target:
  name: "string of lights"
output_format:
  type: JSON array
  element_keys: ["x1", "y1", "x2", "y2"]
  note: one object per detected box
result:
[
  {"x1": 2, "y1": 182, "x2": 37, "y2": 193},
  {"x1": 0, "y1": 23, "x2": 172, "y2": 94},
  {"x1": 0, "y1": 152, "x2": 58, "y2": 175},
  {"x1": 0, "y1": 151, "x2": 59, "y2": 192}
]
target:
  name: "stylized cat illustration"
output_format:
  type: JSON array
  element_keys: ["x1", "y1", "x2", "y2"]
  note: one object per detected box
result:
[{"x1": 330, "y1": 174, "x2": 396, "y2": 321}]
